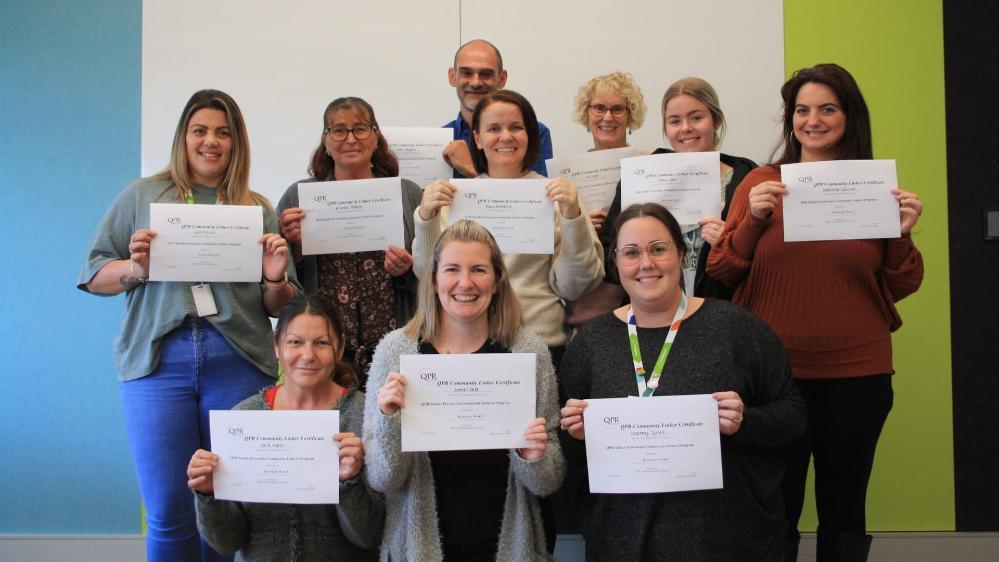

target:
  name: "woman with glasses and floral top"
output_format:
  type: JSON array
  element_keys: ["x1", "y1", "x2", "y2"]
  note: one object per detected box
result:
[
  {"x1": 558, "y1": 203, "x2": 805, "y2": 561},
  {"x1": 277, "y1": 97, "x2": 423, "y2": 383}
]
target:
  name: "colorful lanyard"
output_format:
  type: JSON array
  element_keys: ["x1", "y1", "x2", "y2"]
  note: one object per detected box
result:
[{"x1": 627, "y1": 293, "x2": 687, "y2": 397}]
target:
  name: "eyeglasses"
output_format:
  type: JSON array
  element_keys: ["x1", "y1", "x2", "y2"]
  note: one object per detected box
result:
[
  {"x1": 323, "y1": 124, "x2": 377, "y2": 141},
  {"x1": 613, "y1": 241, "x2": 675, "y2": 266},
  {"x1": 589, "y1": 104, "x2": 628, "y2": 117}
]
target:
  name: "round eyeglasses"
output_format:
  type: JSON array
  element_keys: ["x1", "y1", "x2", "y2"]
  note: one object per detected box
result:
[
  {"x1": 323, "y1": 124, "x2": 376, "y2": 141},
  {"x1": 613, "y1": 240, "x2": 675, "y2": 266}
]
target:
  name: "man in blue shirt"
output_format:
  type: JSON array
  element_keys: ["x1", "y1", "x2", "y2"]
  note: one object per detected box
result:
[{"x1": 442, "y1": 39, "x2": 553, "y2": 178}]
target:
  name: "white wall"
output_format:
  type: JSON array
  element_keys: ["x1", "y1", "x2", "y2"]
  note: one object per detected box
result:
[{"x1": 144, "y1": 0, "x2": 784, "y2": 204}]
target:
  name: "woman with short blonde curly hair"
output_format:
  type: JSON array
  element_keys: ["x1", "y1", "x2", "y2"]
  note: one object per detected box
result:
[{"x1": 573, "y1": 71, "x2": 647, "y2": 151}]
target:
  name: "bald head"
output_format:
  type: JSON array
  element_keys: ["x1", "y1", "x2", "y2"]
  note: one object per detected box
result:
[
  {"x1": 449, "y1": 38, "x2": 509, "y2": 121},
  {"x1": 453, "y1": 39, "x2": 504, "y2": 73}
]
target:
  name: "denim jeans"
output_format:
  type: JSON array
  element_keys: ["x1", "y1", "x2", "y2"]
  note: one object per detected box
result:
[{"x1": 119, "y1": 317, "x2": 274, "y2": 562}]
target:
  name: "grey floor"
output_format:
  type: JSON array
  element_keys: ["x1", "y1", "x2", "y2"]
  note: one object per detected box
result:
[{"x1": 3, "y1": 532, "x2": 998, "y2": 561}]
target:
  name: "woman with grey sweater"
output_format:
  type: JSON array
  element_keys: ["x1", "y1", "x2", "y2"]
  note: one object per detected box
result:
[
  {"x1": 187, "y1": 296, "x2": 384, "y2": 561},
  {"x1": 364, "y1": 220, "x2": 565, "y2": 561}
]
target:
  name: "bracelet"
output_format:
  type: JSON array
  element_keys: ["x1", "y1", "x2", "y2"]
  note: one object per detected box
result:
[
  {"x1": 263, "y1": 271, "x2": 288, "y2": 288},
  {"x1": 129, "y1": 259, "x2": 148, "y2": 284}
]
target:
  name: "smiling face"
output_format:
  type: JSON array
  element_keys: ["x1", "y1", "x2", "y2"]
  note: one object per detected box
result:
[
  {"x1": 449, "y1": 41, "x2": 508, "y2": 117},
  {"x1": 473, "y1": 101, "x2": 528, "y2": 176},
  {"x1": 588, "y1": 87, "x2": 629, "y2": 150},
  {"x1": 434, "y1": 240, "x2": 497, "y2": 328},
  {"x1": 274, "y1": 313, "x2": 341, "y2": 391},
  {"x1": 793, "y1": 82, "x2": 846, "y2": 162},
  {"x1": 663, "y1": 94, "x2": 718, "y2": 153},
  {"x1": 615, "y1": 216, "x2": 683, "y2": 308},
  {"x1": 324, "y1": 107, "x2": 379, "y2": 175},
  {"x1": 185, "y1": 108, "x2": 232, "y2": 187}
]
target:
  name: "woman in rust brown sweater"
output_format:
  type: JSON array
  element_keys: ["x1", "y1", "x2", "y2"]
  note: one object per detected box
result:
[{"x1": 707, "y1": 64, "x2": 924, "y2": 562}]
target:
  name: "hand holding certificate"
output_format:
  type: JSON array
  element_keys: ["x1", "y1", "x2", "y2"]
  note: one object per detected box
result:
[
  {"x1": 148, "y1": 203, "x2": 263, "y2": 282},
  {"x1": 398, "y1": 353, "x2": 537, "y2": 452},
  {"x1": 298, "y1": 178, "x2": 405, "y2": 255},
  {"x1": 621, "y1": 152, "x2": 722, "y2": 224},
  {"x1": 381, "y1": 127, "x2": 453, "y2": 188},
  {"x1": 208, "y1": 410, "x2": 341, "y2": 504},
  {"x1": 781, "y1": 160, "x2": 901, "y2": 242},
  {"x1": 449, "y1": 179, "x2": 554, "y2": 254},
  {"x1": 583, "y1": 395, "x2": 722, "y2": 494},
  {"x1": 546, "y1": 147, "x2": 641, "y2": 214}
]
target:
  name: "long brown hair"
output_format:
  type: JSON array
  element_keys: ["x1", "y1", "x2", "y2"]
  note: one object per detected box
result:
[
  {"x1": 152, "y1": 89, "x2": 268, "y2": 207},
  {"x1": 307, "y1": 97, "x2": 399, "y2": 180},
  {"x1": 274, "y1": 295, "x2": 359, "y2": 389},
  {"x1": 771, "y1": 63, "x2": 872, "y2": 165}
]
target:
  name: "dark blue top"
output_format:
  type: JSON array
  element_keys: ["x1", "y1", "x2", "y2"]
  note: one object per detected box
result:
[{"x1": 443, "y1": 112, "x2": 553, "y2": 178}]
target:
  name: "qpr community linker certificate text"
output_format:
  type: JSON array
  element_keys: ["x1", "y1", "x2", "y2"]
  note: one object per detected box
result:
[
  {"x1": 148, "y1": 203, "x2": 263, "y2": 282},
  {"x1": 210, "y1": 410, "x2": 341, "y2": 504},
  {"x1": 400, "y1": 353, "x2": 536, "y2": 452},
  {"x1": 584, "y1": 395, "x2": 722, "y2": 494}
]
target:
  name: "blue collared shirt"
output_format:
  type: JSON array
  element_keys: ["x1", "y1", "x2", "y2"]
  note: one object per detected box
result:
[{"x1": 443, "y1": 112, "x2": 553, "y2": 178}]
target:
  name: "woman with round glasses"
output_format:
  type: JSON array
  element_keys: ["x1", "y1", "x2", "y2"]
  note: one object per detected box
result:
[
  {"x1": 278, "y1": 97, "x2": 423, "y2": 381},
  {"x1": 572, "y1": 72, "x2": 647, "y2": 233},
  {"x1": 558, "y1": 202, "x2": 805, "y2": 561}
]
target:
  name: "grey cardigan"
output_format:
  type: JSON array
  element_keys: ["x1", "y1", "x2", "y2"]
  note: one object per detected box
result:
[
  {"x1": 195, "y1": 388, "x2": 385, "y2": 561},
  {"x1": 363, "y1": 329, "x2": 565, "y2": 561}
]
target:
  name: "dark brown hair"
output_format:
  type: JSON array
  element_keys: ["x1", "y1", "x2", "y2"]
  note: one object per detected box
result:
[
  {"x1": 469, "y1": 90, "x2": 541, "y2": 176},
  {"x1": 607, "y1": 203, "x2": 687, "y2": 283},
  {"x1": 274, "y1": 295, "x2": 359, "y2": 389},
  {"x1": 307, "y1": 97, "x2": 399, "y2": 180},
  {"x1": 771, "y1": 63, "x2": 872, "y2": 165}
]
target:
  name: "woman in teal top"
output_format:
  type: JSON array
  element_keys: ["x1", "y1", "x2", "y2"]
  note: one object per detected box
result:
[{"x1": 78, "y1": 90, "x2": 299, "y2": 562}]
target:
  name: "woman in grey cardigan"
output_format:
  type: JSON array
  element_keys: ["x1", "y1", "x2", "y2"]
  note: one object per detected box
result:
[
  {"x1": 364, "y1": 220, "x2": 565, "y2": 561},
  {"x1": 187, "y1": 296, "x2": 384, "y2": 561}
]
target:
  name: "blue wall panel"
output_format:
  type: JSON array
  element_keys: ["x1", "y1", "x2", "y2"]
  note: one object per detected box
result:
[{"x1": 0, "y1": 0, "x2": 142, "y2": 532}]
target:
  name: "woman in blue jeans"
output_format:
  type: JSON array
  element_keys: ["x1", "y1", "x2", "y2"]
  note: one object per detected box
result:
[{"x1": 78, "y1": 90, "x2": 299, "y2": 562}]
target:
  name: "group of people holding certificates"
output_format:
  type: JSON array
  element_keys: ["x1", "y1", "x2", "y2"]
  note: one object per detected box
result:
[{"x1": 80, "y1": 33, "x2": 923, "y2": 562}]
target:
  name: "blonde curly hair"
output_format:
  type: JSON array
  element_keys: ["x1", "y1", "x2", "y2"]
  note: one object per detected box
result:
[{"x1": 573, "y1": 71, "x2": 647, "y2": 131}]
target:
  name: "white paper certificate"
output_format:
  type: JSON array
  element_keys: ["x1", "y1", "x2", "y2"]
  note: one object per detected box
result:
[
  {"x1": 381, "y1": 127, "x2": 453, "y2": 188},
  {"x1": 620, "y1": 152, "x2": 722, "y2": 224},
  {"x1": 148, "y1": 203, "x2": 262, "y2": 282},
  {"x1": 298, "y1": 178, "x2": 405, "y2": 255},
  {"x1": 448, "y1": 179, "x2": 554, "y2": 254},
  {"x1": 546, "y1": 147, "x2": 641, "y2": 214},
  {"x1": 209, "y1": 410, "x2": 340, "y2": 504},
  {"x1": 584, "y1": 395, "x2": 722, "y2": 494},
  {"x1": 400, "y1": 353, "x2": 536, "y2": 452},
  {"x1": 781, "y1": 160, "x2": 900, "y2": 242}
]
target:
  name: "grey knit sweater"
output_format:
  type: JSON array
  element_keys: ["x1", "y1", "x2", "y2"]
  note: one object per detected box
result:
[
  {"x1": 363, "y1": 328, "x2": 565, "y2": 561},
  {"x1": 195, "y1": 388, "x2": 385, "y2": 561},
  {"x1": 559, "y1": 299, "x2": 806, "y2": 562}
]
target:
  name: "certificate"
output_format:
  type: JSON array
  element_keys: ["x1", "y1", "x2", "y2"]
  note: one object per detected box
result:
[
  {"x1": 584, "y1": 395, "x2": 722, "y2": 494},
  {"x1": 448, "y1": 179, "x2": 554, "y2": 254},
  {"x1": 546, "y1": 146, "x2": 641, "y2": 214},
  {"x1": 148, "y1": 203, "x2": 262, "y2": 282},
  {"x1": 209, "y1": 410, "x2": 340, "y2": 504},
  {"x1": 620, "y1": 152, "x2": 722, "y2": 224},
  {"x1": 400, "y1": 353, "x2": 536, "y2": 452},
  {"x1": 781, "y1": 160, "x2": 900, "y2": 242},
  {"x1": 298, "y1": 178, "x2": 405, "y2": 255},
  {"x1": 381, "y1": 127, "x2": 453, "y2": 188}
]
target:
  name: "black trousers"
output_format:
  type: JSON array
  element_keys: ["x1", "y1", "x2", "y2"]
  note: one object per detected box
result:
[{"x1": 782, "y1": 375, "x2": 894, "y2": 537}]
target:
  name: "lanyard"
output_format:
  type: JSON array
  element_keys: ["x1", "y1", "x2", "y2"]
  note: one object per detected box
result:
[{"x1": 627, "y1": 293, "x2": 687, "y2": 397}]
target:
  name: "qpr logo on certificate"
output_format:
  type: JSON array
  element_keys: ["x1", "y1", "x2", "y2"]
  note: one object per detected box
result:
[
  {"x1": 602, "y1": 414, "x2": 621, "y2": 426},
  {"x1": 420, "y1": 372, "x2": 438, "y2": 382},
  {"x1": 227, "y1": 426, "x2": 244, "y2": 438},
  {"x1": 167, "y1": 217, "x2": 182, "y2": 224}
]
